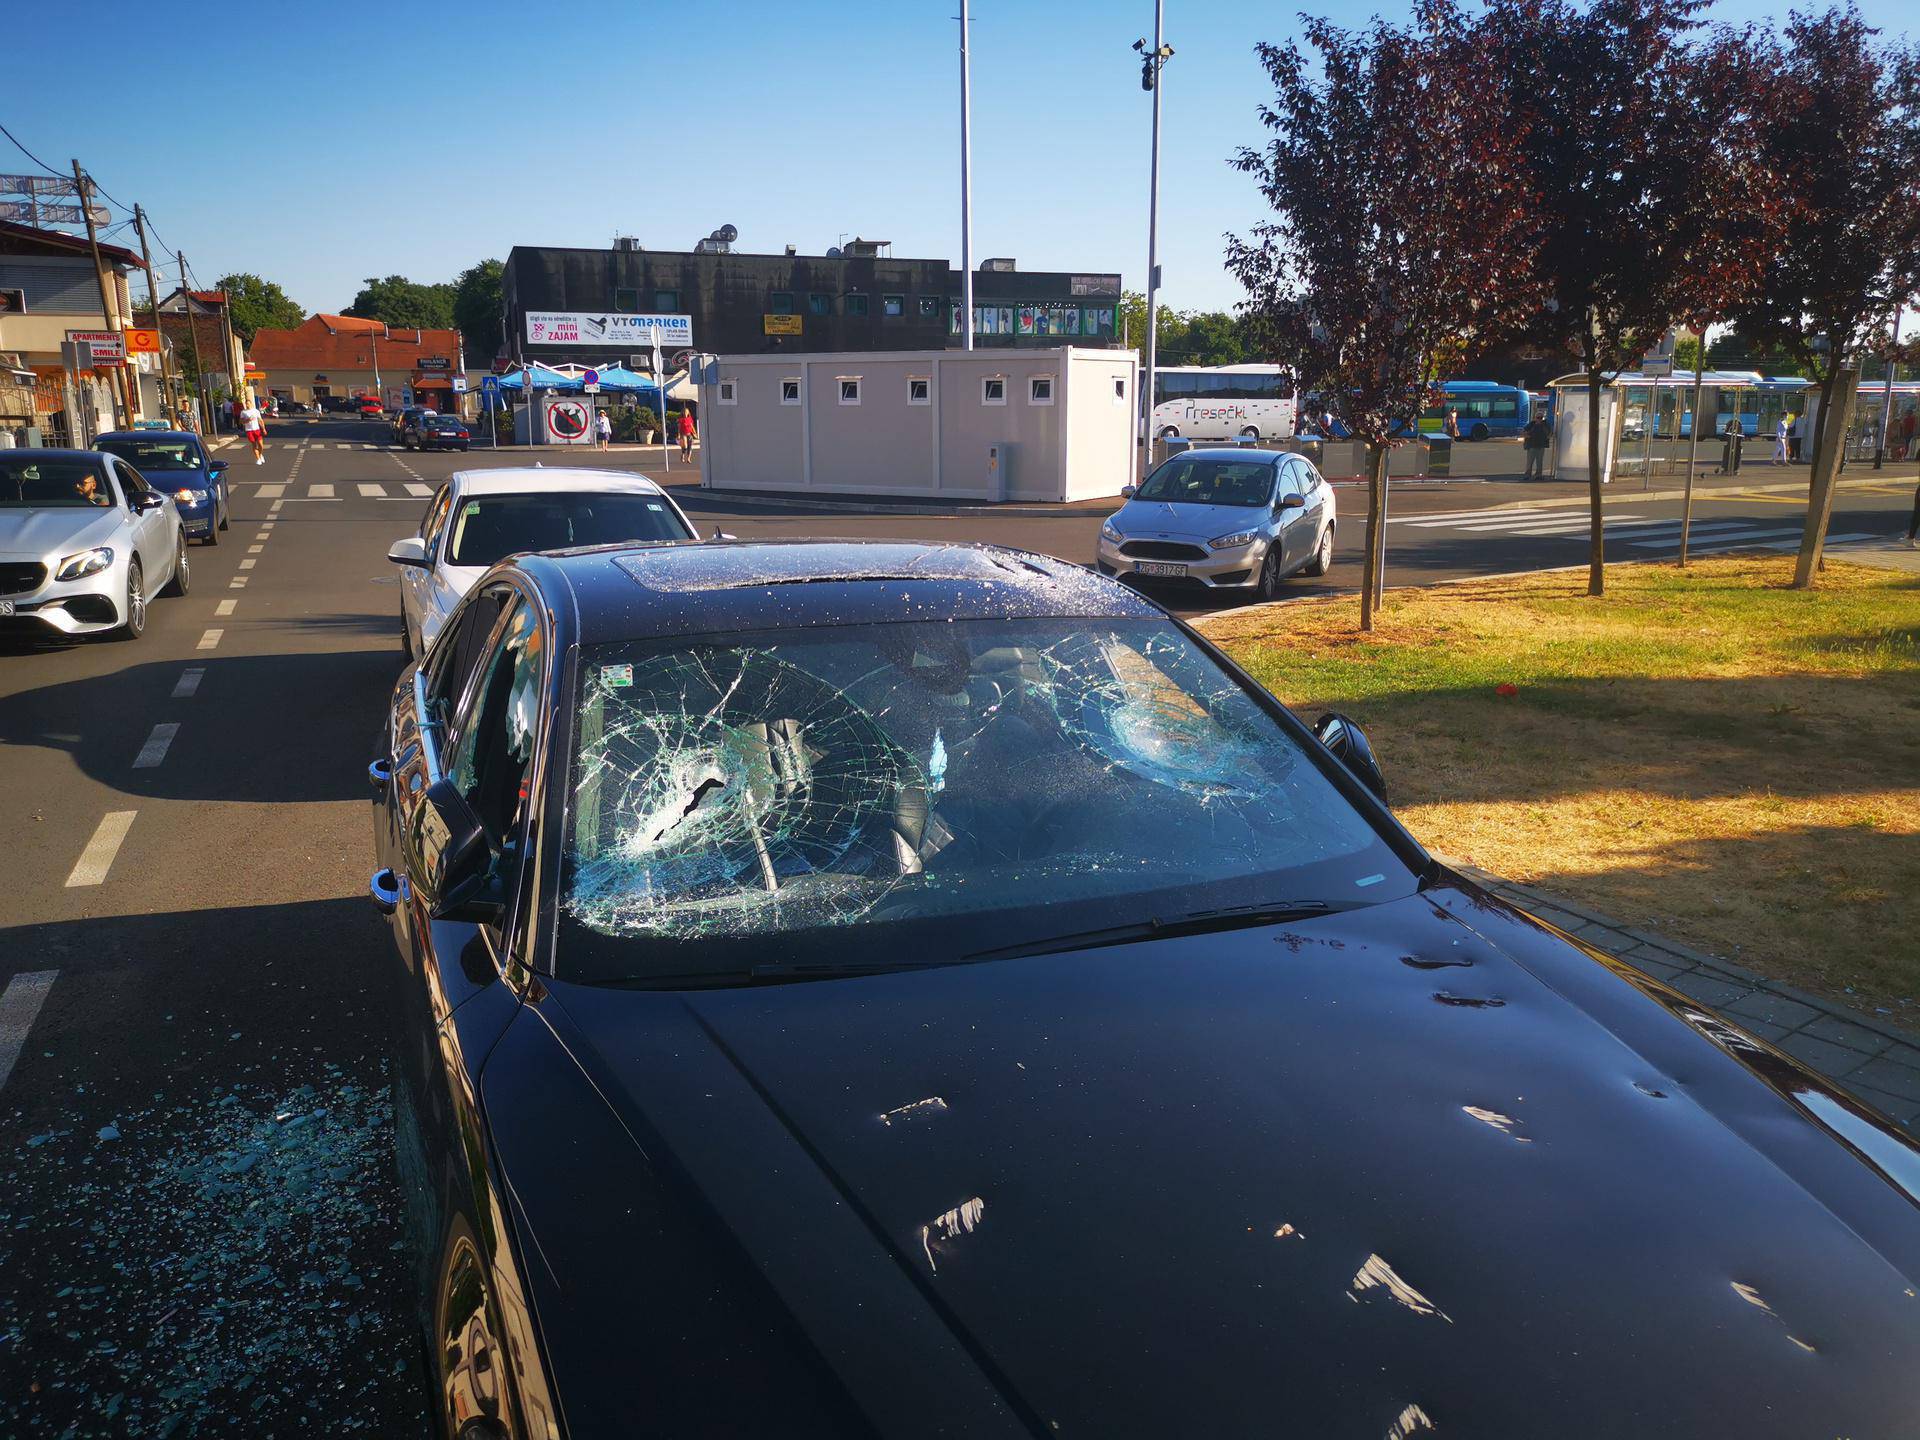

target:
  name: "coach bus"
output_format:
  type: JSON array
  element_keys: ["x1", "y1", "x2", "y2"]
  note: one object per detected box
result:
[{"x1": 1150, "y1": 365, "x2": 1297, "y2": 442}]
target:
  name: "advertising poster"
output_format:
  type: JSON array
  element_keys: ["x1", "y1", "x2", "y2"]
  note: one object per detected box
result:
[
  {"x1": 1018, "y1": 307, "x2": 1036, "y2": 335},
  {"x1": 1063, "y1": 308, "x2": 1081, "y2": 336},
  {"x1": 999, "y1": 306, "x2": 1015, "y2": 334},
  {"x1": 1035, "y1": 309, "x2": 1051, "y2": 336}
]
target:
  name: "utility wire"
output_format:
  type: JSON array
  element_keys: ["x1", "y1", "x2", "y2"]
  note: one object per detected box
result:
[{"x1": 0, "y1": 120, "x2": 62, "y2": 177}]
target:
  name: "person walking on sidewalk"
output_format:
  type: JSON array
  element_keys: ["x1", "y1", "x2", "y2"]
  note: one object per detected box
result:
[
  {"x1": 1773, "y1": 412, "x2": 1789, "y2": 465},
  {"x1": 595, "y1": 410, "x2": 612, "y2": 450},
  {"x1": 1788, "y1": 411, "x2": 1804, "y2": 463},
  {"x1": 677, "y1": 407, "x2": 695, "y2": 461},
  {"x1": 1522, "y1": 413, "x2": 1551, "y2": 480},
  {"x1": 239, "y1": 399, "x2": 266, "y2": 465},
  {"x1": 1443, "y1": 407, "x2": 1461, "y2": 441}
]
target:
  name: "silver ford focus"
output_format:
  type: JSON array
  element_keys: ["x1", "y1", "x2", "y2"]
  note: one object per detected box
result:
[
  {"x1": 1096, "y1": 448, "x2": 1337, "y2": 602},
  {"x1": 0, "y1": 449, "x2": 190, "y2": 640}
]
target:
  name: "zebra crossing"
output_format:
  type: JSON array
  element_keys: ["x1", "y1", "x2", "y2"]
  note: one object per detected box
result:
[
  {"x1": 248, "y1": 480, "x2": 436, "y2": 502},
  {"x1": 1387, "y1": 505, "x2": 1878, "y2": 556}
]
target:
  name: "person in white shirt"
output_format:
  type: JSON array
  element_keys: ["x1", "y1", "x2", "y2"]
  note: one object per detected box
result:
[
  {"x1": 595, "y1": 410, "x2": 612, "y2": 450},
  {"x1": 1773, "y1": 413, "x2": 1789, "y2": 465},
  {"x1": 240, "y1": 402, "x2": 266, "y2": 464}
]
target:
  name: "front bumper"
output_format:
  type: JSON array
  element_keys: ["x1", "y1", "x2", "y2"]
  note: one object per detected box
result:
[
  {"x1": 0, "y1": 557, "x2": 128, "y2": 634},
  {"x1": 1095, "y1": 534, "x2": 1268, "y2": 590},
  {"x1": 177, "y1": 502, "x2": 216, "y2": 537}
]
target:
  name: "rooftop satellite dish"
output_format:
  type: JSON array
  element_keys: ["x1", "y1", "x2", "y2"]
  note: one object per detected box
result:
[
  {"x1": 719, "y1": 224, "x2": 738, "y2": 243},
  {"x1": 826, "y1": 246, "x2": 842, "y2": 258}
]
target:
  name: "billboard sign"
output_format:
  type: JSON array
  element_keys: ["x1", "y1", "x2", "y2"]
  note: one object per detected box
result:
[
  {"x1": 66, "y1": 329, "x2": 125, "y2": 364},
  {"x1": 526, "y1": 311, "x2": 693, "y2": 349},
  {"x1": 124, "y1": 328, "x2": 161, "y2": 354},
  {"x1": 762, "y1": 314, "x2": 803, "y2": 336}
]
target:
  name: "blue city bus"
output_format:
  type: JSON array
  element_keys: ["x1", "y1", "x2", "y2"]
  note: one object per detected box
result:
[{"x1": 1417, "y1": 380, "x2": 1532, "y2": 439}]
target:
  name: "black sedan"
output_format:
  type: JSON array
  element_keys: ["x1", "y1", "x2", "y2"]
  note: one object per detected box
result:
[
  {"x1": 370, "y1": 539, "x2": 1920, "y2": 1439},
  {"x1": 403, "y1": 413, "x2": 470, "y2": 451}
]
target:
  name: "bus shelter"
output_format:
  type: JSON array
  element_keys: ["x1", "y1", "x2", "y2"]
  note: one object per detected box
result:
[{"x1": 1546, "y1": 370, "x2": 1814, "y2": 482}]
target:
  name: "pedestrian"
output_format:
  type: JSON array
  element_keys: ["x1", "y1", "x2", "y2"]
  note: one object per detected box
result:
[
  {"x1": 220, "y1": 396, "x2": 234, "y2": 433},
  {"x1": 1443, "y1": 407, "x2": 1461, "y2": 440},
  {"x1": 1522, "y1": 412, "x2": 1551, "y2": 480},
  {"x1": 1720, "y1": 417, "x2": 1741, "y2": 476},
  {"x1": 1788, "y1": 411, "x2": 1803, "y2": 463},
  {"x1": 1772, "y1": 412, "x2": 1789, "y2": 465},
  {"x1": 240, "y1": 397, "x2": 266, "y2": 465},
  {"x1": 678, "y1": 407, "x2": 695, "y2": 460},
  {"x1": 595, "y1": 409, "x2": 612, "y2": 450}
]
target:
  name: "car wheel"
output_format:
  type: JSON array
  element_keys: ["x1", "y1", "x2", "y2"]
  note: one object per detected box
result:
[
  {"x1": 116, "y1": 561, "x2": 146, "y2": 640},
  {"x1": 1303, "y1": 523, "x2": 1335, "y2": 577},
  {"x1": 164, "y1": 533, "x2": 191, "y2": 596},
  {"x1": 1258, "y1": 547, "x2": 1284, "y2": 602}
]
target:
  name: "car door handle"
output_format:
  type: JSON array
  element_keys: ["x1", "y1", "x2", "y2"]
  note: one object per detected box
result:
[{"x1": 369, "y1": 867, "x2": 405, "y2": 914}]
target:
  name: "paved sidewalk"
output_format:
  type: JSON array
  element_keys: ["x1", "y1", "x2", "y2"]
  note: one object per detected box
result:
[
  {"x1": 1443, "y1": 859, "x2": 1920, "y2": 1133},
  {"x1": 1837, "y1": 535, "x2": 1920, "y2": 576}
]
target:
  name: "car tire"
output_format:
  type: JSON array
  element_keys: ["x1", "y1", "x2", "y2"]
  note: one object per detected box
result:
[
  {"x1": 1303, "y1": 523, "x2": 1335, "y2": 577},
  {"x1": 1258, "y1": 547, "x2": 1284, "y2": 602},
  {"x1": 116, "y1": 561, "x2": 146, "y2": 641},
  {"x1": 164, "y1": 533, "x2": 191, "y2": 597},
  {"x1": 1470, "y1": 423, "x2": 1489, "y2": 441}
]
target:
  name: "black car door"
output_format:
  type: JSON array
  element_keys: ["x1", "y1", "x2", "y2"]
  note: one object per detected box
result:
[{"x1": 385, "y1": 583, "x2": 556, "y2": 1439}]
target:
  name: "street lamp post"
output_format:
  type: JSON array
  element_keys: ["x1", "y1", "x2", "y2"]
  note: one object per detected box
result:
[
  {"x1": 960, "y1": 0, "x2": 975, "y2": 351},
  {"x1": 1135, "y1": 13, "x2": 1174, "y2": 466}
]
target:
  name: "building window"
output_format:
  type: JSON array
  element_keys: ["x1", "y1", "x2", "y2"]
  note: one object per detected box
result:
[
  {"x1": 838, "y1": 377, "x2": 862, "y2": 406},
  {"x1": 982, "y1": 376, "x2": 1007, "y2": 406},
  {"x1": 844, "y1": 293, "x2": 869, "y2": 317},
  {"x1": 653, "y1": 289, "x2": 679, "y2": 311},
  {"x1": 771, "y1": 292, "x2": 795, "y2": 315},
  {"x1": 780, "y1": 378, "x2": 801, "y2": 405},
  {"x1": 808, "y1": 293, "x2": 831, "y2": 316},
  {"x1": 1029, "y1": 375, "x2": 1055, "y2": 406},
  {"x1": 919, "y1": 296, "x2": 941, "y2": 318},
  {"x1": 882, "y1": 294, "x2": 904, "y2": 318},
  {"x1": 614, "y1": 287, "x2": 640, "y2": 311},
  {"x1": 718, "y1": 379, "x2": 737, "y2": 405},
  {"x1": 907, "y1": 376, "x2": 931, "y2": 406}
]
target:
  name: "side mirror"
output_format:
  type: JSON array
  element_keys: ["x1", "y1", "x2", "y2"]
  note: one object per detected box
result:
[
  {"x1": 388, "y1": 536, "x2": 431, "y2": 568},
  {"x1": 412, "y1": 777, "x2": 505, "y2": 924},
  {"x1": 1313, "y1": 712, "x2": 1387, "y2": 801},
  {"x1": 135, "y1": 492, "x2": 168, "y2": 513},
  {"x1": 1120, "y1": 484, "x2": 1137, "y2": 499},
  {"x1": 1276, "y1": 492, "x2": 1306, "y2": 511},
  {"x1": 208, "y1": 460, "x2": 229, "y2": 477}
]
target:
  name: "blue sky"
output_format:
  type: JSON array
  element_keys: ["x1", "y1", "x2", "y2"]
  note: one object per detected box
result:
[{"x1": 6, "y1": 0, "x2": 1913, "y2": 318}]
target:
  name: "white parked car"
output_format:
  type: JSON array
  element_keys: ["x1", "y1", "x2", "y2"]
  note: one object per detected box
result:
[
  {"x1": 389, "y1": 468, "x2": 697, "y2": 660},
  {"x1": 0, "y1": 448, "x2": 190, "y2": 640}
]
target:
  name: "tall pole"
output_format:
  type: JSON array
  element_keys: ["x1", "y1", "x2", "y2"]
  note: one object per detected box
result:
[
  {"x1": 133, "y1": 206, "x2": 177, "y2": 425},
  {"x1": 71, "y1": 161, "x2": 129, "y2": 430},
  {"x1": 959, "y1": 0, "x2": 975, "y2": 351},
  {"x1": 1679, "y1": 346, "x2": 1707, "y2": 566},
  {"x1": 1141, "y1": 5, "x2": 1169, "y2": 460},
  {"x1": 179, "y1": 251, "x2": 209, "y2": 433},
  {"x1": 217, "y1": 288, "x2": 242, "y2": 422},
  {"x1": 1873, "y1": 305, "x2": 1900, "y2": 470}
]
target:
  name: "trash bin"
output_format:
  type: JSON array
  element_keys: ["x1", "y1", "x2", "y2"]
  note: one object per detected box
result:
[
  {"x1": 1164, "y1": 437, "x2": 1193, "y2": 454},
  {"x1": 1425, "y1": 436, "x2": 1452, "y2": 476}
]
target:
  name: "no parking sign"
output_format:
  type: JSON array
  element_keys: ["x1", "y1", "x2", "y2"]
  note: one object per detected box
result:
[{"x1": 543, "y1": 397, "x2": 592, "y2": 445}]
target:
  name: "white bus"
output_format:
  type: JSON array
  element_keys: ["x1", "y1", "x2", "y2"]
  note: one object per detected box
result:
[{"x1": 1150, "y1": 364, "x2": 1297, "y2": 442}]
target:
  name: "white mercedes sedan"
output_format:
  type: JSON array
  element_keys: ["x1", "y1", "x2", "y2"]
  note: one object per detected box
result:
[
  {"x1": 388, "y1": 468, "x2": 698, "y2": 661},
  {"x1": 0, "y1": 448, "x2": 190, "y2": 640}
]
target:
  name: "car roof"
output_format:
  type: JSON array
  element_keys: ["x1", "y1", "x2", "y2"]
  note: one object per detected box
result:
[
  {"x1": 93, "y1": 431, "x2": 203, "y2": 444},
  {"x1": 448, "y1": 467, "x2": 669, "y2": 498},
  {"x1": 1167, "y1": 447, "x2": 1286, "y2": 462},
  {"x1": 520, "y1": 538, "x2": 1163, "y2": 645},
  {"x1": 0, "y1": 448, "x2": 111, "y2": 464}
]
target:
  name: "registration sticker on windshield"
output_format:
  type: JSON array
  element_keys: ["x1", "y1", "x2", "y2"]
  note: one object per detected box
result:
[{"x1": 599, "y1": 663, "x2": 633, "y2": 689}]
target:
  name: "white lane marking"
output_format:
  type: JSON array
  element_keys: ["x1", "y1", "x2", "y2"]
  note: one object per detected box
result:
[
  {"x1": 1503, "y1": 518, "x2": 1753, "y2": 539},
  {"x1": 247, "y1": 544, "x2": 264, "y2": 554},
  {"x1": 196, "y1": 628, "x2": 223, "y2": 650},
  {"x1": 0, "y1": 971, "x2": 57, "y2": 1092},
  {"x1": 132, "y1": 722, "x2": 180, "y2": 770},
  {"x1": 66, "y1": 811, "x2": 136, "y2": 887},
  {"x1": 405, "y1": 482, "x2": 434, "y2": 497},
  {"x1": 1404, "y1": 511, "x2": 1648, "y2": 531},
  {"x1": 171, "y1": 667, "x2": 204, "y2": 698},
  {"x1": 256, "y1": 483, "x2": 286, "y2": 499},
  {"x1": 215, "y1": 599, "x2": 236, "y2": 616},
  {"x1": 228, "y1": 578, "x2": 247, "y2": 589},
  {"x1": 357, "y1": 482, "x2": 385, "y2": 497},
  {"x1": 309, "y1": 482, "x2": 335, "y2": 498},
  {"x1": 238, "y1": 558, "x2": 256, "y2": 570},
  {"x1": 269, "y1": 501, "x2": 284, "y2": 514},
  {"x1": 1631, "y1": 526, "x2": 1805, "y2": 550}
]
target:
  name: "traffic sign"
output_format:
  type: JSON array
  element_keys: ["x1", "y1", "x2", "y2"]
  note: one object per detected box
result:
[
  {"x1": 582, "y1": 367, "x2": 601, "y2": 395},
  {"x1": 544, "y1": 398, "x2": 591, "y2": 443}
]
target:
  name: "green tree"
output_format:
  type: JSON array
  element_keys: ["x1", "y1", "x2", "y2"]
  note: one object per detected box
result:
[
  {"x1": 452, "y1": 259, "x2": 505, "y2": 361},
  {"x1": 345, "y1": 274, "x2": 456, "y2": 330},
  {"x1": 215, "y1": 272, "x2": 305, "y2": 342},
  {"x1": 1704, "y1": 323, "x2": 1806, "y2": 375}
]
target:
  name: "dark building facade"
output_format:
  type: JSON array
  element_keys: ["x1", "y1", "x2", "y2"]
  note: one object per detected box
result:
[{"x1": 501, "y1": 240, "x2": 1122, "y2": 366}]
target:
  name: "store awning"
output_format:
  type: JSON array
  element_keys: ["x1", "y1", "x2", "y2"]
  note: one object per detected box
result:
[{"x1": 495, "y1": 364, "x2": 578, "y2": 391}]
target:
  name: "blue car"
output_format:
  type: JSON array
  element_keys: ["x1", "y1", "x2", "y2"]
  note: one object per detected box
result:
[{"x1": 93, "y1": 431, "x2": 231, "y2": 544}]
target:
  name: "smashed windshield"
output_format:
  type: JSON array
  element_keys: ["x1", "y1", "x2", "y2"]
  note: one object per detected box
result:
[
  {"x1": 561, "y1": 617, "x2": 1413, "y2": 982},
  {"x1": 1135, "y1": 456, "x2": 1277, "y2": 508}
]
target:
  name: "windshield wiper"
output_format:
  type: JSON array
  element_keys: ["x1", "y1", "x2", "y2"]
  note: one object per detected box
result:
[{"x1": 963, "y1": 901, "x2": 1340, "y2": 964}]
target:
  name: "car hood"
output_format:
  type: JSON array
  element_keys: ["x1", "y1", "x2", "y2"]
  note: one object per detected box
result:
[
  {"x1": 0, "y1": 507, "x2": 125, "y2": 560},
  {"x1": 551, "y1": 885, "x2": 1920, "y2": 1436},
  {"x1": 1112, "y1": 497, "x2": 1271, "y2": 542}
]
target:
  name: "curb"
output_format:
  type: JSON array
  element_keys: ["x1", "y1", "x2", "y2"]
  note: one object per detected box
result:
[{"x1": 673, "y1": 489, "x2": 1106, "y2": 519}]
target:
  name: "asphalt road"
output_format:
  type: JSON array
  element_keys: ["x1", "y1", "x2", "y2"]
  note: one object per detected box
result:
[{"x1": 0, "y1": 414, "x2": 1913, "y2": 1433}]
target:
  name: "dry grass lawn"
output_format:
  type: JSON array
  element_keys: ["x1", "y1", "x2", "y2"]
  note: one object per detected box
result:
[{"x1": 1202, "y1": 557, "x2": 1920, "y2": 1011}]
